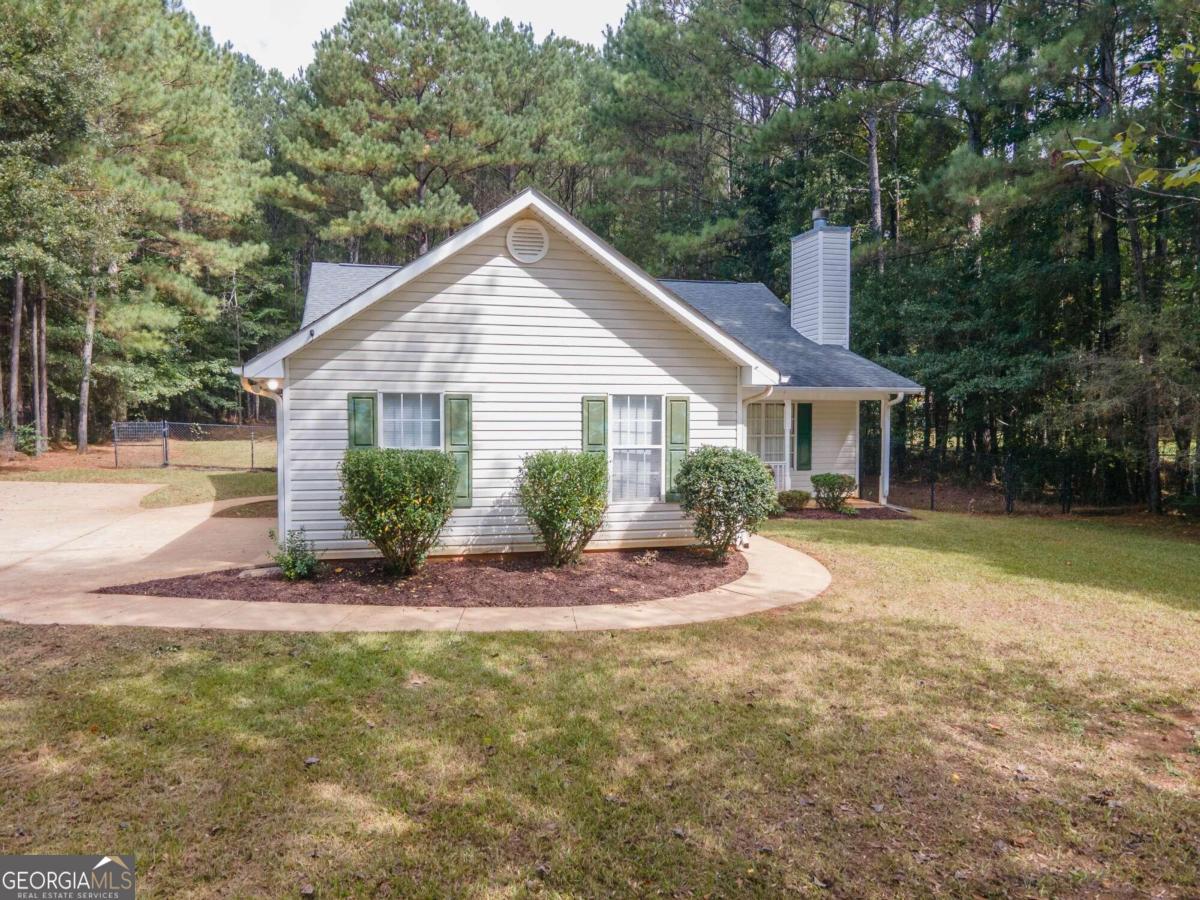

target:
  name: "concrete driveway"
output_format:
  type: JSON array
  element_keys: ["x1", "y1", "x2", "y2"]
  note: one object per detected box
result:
[{"x1": 0, "y1": 481, "x2": 273, "y2": 605}]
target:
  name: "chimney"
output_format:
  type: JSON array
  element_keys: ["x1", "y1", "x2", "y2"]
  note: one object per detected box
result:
[{"x1": 790, "y1": 208, "x2": 851, "y2": 348}]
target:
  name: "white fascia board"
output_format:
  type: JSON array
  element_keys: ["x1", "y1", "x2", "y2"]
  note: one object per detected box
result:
[
  {"x1": 232, "y1": 363, "x2": 284, "y2": 380},
  {"x1": 768, "y1": 386, "x2": 917, "y2": 398},
  {"x1": 242, "y1": 188, "x2": 781, "y2": 383}
]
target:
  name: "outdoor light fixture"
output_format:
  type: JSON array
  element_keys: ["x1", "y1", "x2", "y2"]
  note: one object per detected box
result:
[{"x1": 266, "y1": 378, "x2": 280, "y2": 392}]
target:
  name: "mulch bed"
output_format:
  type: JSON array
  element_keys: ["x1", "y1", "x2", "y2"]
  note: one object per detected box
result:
[
  {"x1": 98, "y1": 547, "x2": 747, "y2": 608},
  {"x1": 775, "y1": 506, "x2": 915, "y2": 521}
]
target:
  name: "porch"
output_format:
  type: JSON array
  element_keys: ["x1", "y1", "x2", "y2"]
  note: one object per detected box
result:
[{"x1": 741, "y1": 389, "x2": 902, "y2": 506}]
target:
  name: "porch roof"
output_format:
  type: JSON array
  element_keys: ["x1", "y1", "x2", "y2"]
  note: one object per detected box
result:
[{"x1": 661, "y1": 280, "x2": 922, "y2": 393}]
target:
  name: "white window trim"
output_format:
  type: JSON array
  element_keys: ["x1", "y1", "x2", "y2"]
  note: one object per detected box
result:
[
  {"x1": 608, "y1": 392, "x2": 666, "y2": 504},
  {"x1": 747, "y1": 400, "x2": 787, "y2": 465},
  {"x1": 376, "y1": 391, "x2": 445, "y2": 451}
]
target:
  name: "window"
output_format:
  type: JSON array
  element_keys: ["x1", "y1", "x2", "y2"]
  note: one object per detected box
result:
[
  {"x1": 612, "y1": 394, "x2": 662, "y2": 500},
  {"x1": 381, "y1": 393, "x2": 441, "y2": 449},
  {"x1": 747, "y1": 402, "x2": 786, "y2": 464}
]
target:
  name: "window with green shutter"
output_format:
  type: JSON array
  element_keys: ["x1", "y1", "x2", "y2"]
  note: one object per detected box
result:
[
  {"x1": 347, "y1": 393, "x2": 377, "y2": 448},
  {"x1": 665, "y1": 396, "x2": 689, "y2": 501},
  {"x1": 794, "y1": 402, "x2": 813, "y2": 470},
  {"x1": 582, "y1": 396, "x2": 608, "y2": 458},
  {"x1": 444, "y1": 395, "x2": 472, "y2": 508}
]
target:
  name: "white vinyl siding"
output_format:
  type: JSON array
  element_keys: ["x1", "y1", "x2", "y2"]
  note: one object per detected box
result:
[
  {"x1": 789, "y1": 400, "x2": 859, "y2": 492},
  {"x1": 285, "y1": 217, "x2": 739, "y2": 556},
  {"x1": 790, "y1": 227, "x2": 850, "y2": 348}
]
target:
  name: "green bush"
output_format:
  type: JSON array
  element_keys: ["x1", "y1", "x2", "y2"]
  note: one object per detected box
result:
[
  {"x1": 268, "y1": 527, "x2": 320, "y2": 581},
  {"x1": 811, "y1": 473, "x2": 857, "y2": 512},
  {"x1": 517, "y1": 449, "x2": 608, "y2": 566},
  {"x1": 777, "y1": 489, "x2": 812, "y2": 512},
  {"x1": 675, "y1": 446, "x2": 777, "y2": 560},
  {"x1": 338, "y1": 448, "x2": 459, "y2": 575}
]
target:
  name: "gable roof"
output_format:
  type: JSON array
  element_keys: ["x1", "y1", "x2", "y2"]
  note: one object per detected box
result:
[
  {"x1": 241, "y1": 189, "x2": 781, "y2": 383},
  {"x1": 661, "y1": 280, "x2": 922, "y2": 392}
]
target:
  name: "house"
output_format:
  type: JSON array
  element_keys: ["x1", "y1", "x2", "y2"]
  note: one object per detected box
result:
[{"x1": 239, "y1": 189, "x2": 920, "y2": 557}]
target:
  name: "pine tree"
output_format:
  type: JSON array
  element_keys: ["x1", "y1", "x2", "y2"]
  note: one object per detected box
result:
[{"x1": 284, "y1": 0, "x2": 498, "y2": 261}]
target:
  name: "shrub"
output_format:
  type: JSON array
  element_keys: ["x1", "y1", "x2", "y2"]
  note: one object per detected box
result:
[
  {"x1": 517, "y1": 449, "x2": 607, "y2": 566},
  {"x1": 675, "y1": 446, "x2": 777, "y2": 560},
  {"x1": 338, "y1": 448, "x2": 459, "y2": 575},
  {"x1": 268, "y1": 527, "x2": 320, "y2": 581},
  {"x1": 777, "y1": 489, "x2": 812, "y2": 512},
  {"x1": 811, "y1": 473, "x2": 857, "y2": 512}
]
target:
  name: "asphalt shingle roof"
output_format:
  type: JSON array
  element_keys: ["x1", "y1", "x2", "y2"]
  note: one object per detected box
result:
[
  {"x1": 298, "y1": 263, "x2": 919, "y2": 392},
  {"x1": 303, "y1": 262, "x2": 401, "y2": 327},
  {"x1": 661, "y1": 279, "x2": 921, "y2": 391}
]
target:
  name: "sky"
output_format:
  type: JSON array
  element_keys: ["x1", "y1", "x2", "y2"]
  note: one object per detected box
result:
[{"x1": 182, "y1": 0, "x2": 629, "y2": 77}]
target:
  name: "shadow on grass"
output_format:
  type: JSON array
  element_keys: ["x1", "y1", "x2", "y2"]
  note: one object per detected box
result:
[
  {"x1": 762, "y1": 512, "x2": 1200, "y2": 612},
  {"x1": 2, "y1": 611, "x2": 1196, "y2": 896},
  {"x1": 205, "y1": 471, "x2": 277, "y2": 501}
]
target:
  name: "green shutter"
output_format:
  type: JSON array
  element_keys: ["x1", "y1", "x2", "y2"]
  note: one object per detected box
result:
[
  {"x1": 795, "y1": 402, "x2": 813, "y2": 470},
  {"x1": 444, "y1": 395, "x2": 472, "y2": 508},
  {"x1": 582, "y1": 396, "x2": 607, "y2": 458},
  {"x1": 347, "y1": 393, "x2": 376, "y2": 448},
  {"x1": 665, "y1": 396, "x2": 689, "y2": 502}
]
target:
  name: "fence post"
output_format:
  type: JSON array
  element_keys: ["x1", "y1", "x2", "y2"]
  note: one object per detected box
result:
[
  {"x1": 113, "y1": 423, "x2": 119, "y2": 468},
  {"x1": 161, "y1": 420, "x2": 169, "y2": 467},
  {"x1": 250, "y1": 430, "x2": 255, "y2": 470}
]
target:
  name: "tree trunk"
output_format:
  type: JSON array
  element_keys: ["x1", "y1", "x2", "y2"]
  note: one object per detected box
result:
[
  {"x1": 28, "y1": 287, "x2": 41, "y2": 454},
  {"x1": 77, "y1": 284, "x2": 97, "y2": 454},
  {"x1": 38, "y1": 282, "x2": 47, "y2": 447},
  {"x1": 865, "y1": 111, "x2": 885, "y2": 273},
  {"x1": 922, "y1": 388, "x2": 932, "y2": 452},
  {"x1": 964, "y1": 0, "x2": 987, "y2": 241},
  {"x1": 8, "y1": 272, "x2": 23, "y2": 428},
  {"x1": 1095, "y1": 24, "x2": 1121, "y2": 350},
  {"x1": 1145, "y1": 398, "x2": 1161, "y2": 514},
  {"x1": 1125, "y1": 197, "x2": 1161, "y2": 514},
  {"x1": 1097, "y1": 189, "x2": 1121, "y2": 348}
]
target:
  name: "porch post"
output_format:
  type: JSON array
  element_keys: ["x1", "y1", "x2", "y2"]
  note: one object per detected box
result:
[
  {"x1": 782, "y1": 399, "x2": 792, "y2": 490},
  {"x1": 880, "y1": 395, "x2": 892, "y2": 505}
]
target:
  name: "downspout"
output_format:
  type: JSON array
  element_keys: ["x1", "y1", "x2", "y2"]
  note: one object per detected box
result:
[{"x1": 744, "y1": 385, "x2": 774, "y2": 405}]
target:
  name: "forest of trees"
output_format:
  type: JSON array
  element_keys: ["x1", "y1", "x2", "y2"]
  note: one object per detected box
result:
[{"x1": 1, "y1": 0, "x2": 1197, "y2": 509}]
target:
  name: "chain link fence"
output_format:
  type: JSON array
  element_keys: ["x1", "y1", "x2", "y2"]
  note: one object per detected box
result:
[
  {"x1": 890, "y1": 446, "x2": 1197, "y2": 513},
  {"x1": 112, "y1": 421, "x2": 276, "y2": 470}
]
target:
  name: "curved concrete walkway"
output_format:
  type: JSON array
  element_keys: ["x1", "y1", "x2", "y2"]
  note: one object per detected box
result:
[{"x1": 0, "y1": 481, "x2": 830, "y2": 632}]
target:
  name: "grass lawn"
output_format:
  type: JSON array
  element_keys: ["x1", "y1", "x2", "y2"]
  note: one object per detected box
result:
[
  {"x1": 112, "y1": 437, "x2": 277, "y2": 470},
  {"x1": 0, "y1": 466, "x2": 276, "y2": 508},
  {"x1": 1, "y1": 512, "x2": 1198, "y2": 896}
]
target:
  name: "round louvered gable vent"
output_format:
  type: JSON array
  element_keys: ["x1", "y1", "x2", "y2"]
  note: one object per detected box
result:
[{"x1": 506, "y1": 219, "x2": 549, "y2": 264}]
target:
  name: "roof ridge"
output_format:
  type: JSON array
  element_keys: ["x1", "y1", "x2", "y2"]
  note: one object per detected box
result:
[{"x1": 660, "y1": 277, "x2": 741, "y2": 284}]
